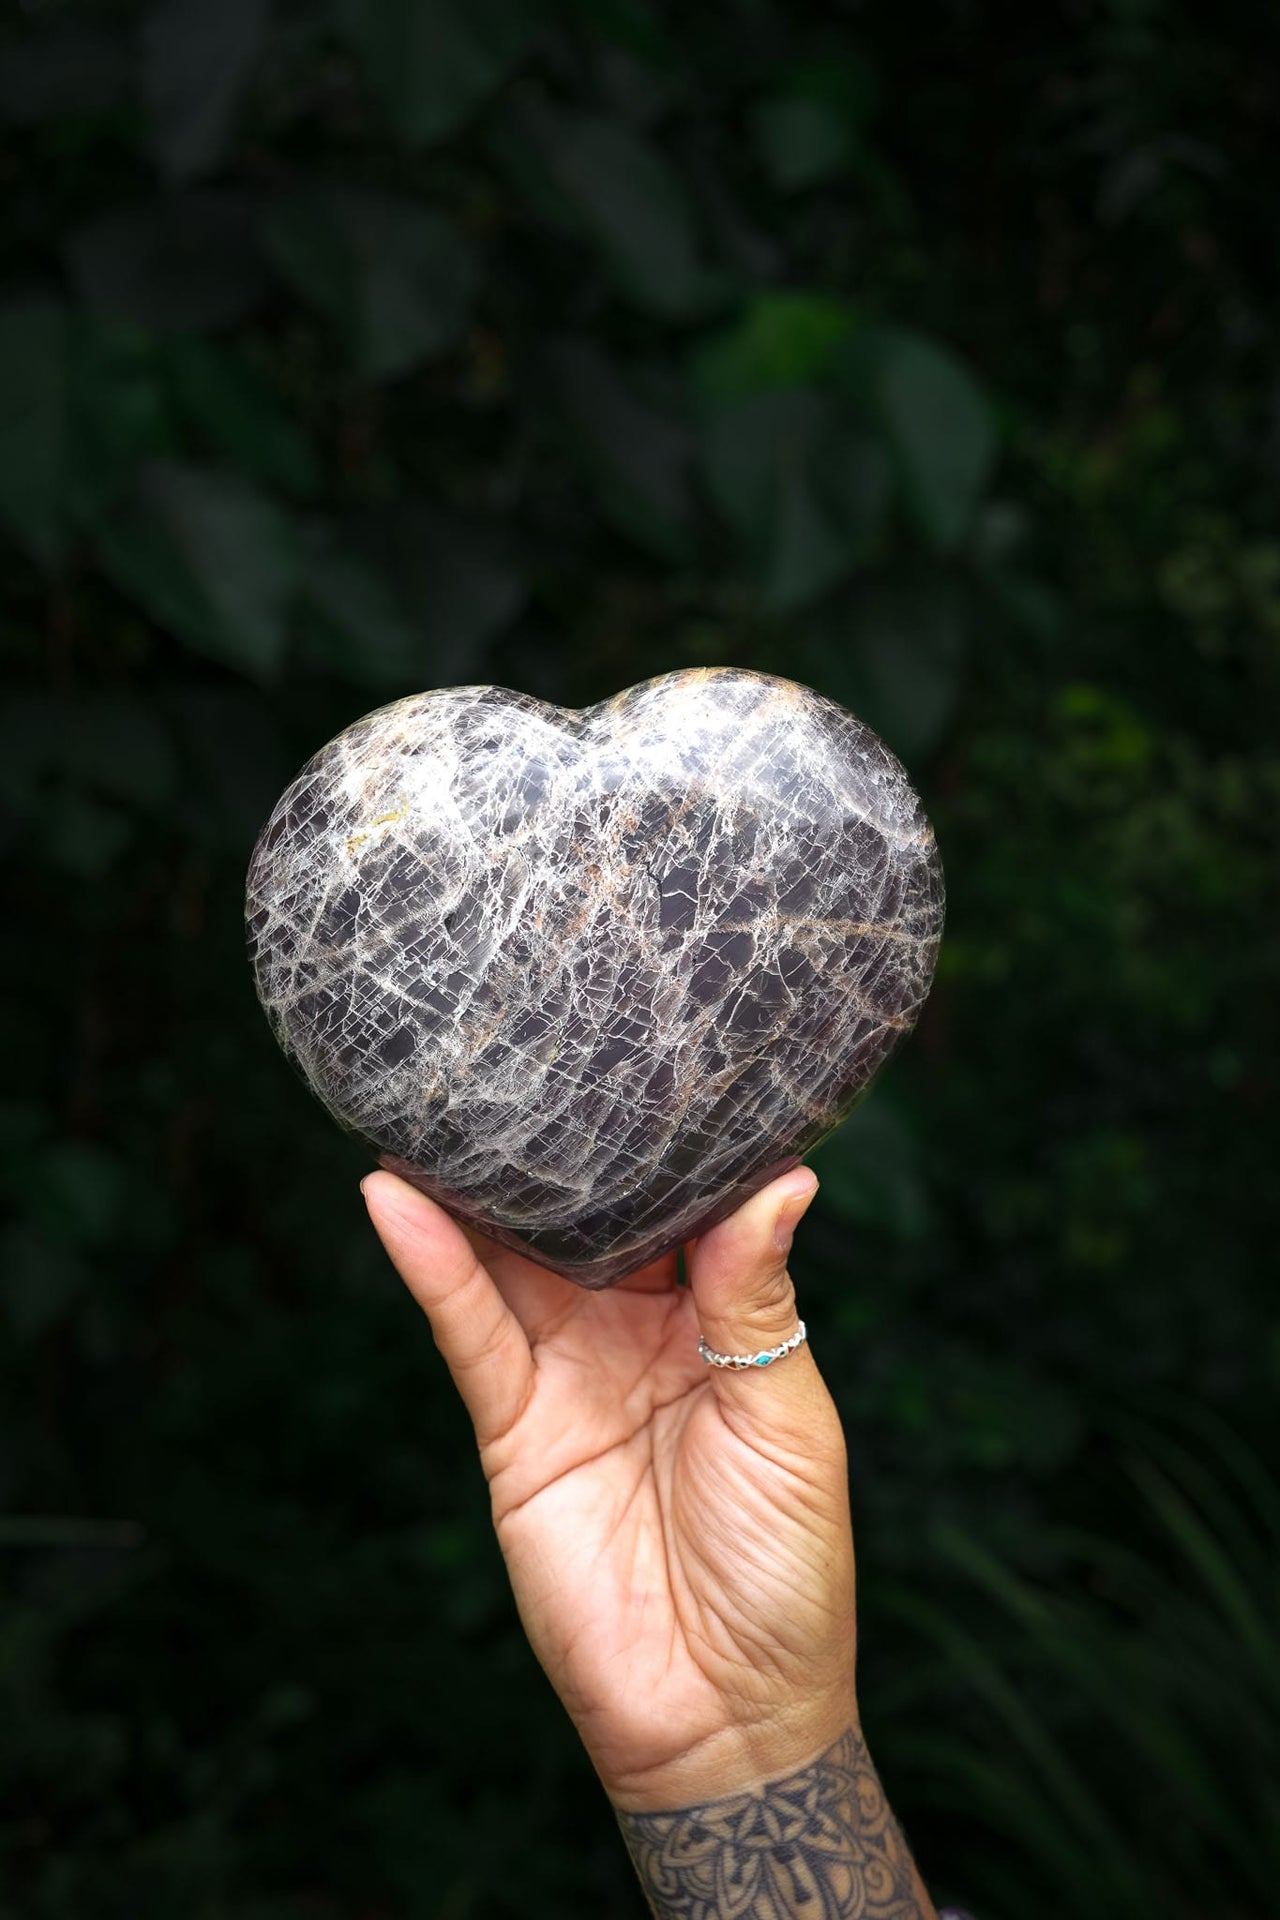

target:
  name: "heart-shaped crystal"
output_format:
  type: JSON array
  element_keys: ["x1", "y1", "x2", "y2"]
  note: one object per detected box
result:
[{"x1": 245, "y1": 667, "x2": 944, "y2": 1286}]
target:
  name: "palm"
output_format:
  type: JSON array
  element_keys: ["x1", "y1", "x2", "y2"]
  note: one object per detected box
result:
[{"x1": 459, "y1": 1228, "x2": 852, "y2": 1792}]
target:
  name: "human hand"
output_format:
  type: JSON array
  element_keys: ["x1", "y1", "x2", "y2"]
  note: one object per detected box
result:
[{"x1": 360, "y1": 1163, "x2": 858, "y2": 1812}]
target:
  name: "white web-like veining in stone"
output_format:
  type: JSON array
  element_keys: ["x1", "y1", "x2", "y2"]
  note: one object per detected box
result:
[{"x1": 245, "y1": 668, "x2": 945, "y2": 1286}]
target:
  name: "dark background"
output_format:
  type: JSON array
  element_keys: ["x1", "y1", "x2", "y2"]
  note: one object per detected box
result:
[{"x1": 2, "y1": 1, "x2": 1278, "y2": 1915}]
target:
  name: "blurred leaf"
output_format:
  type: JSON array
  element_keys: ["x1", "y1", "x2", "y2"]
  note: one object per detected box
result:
[
  {"x1": 0, "y1": 1101, "x2": 49, "y2": 1165},
  {"x1": 749, "y1": 52, "x2": 876, "y2": 195},
  {"x1": 42, "y1": 792, "x2": 135, "y2": 876},
  {"x1": 762, "y1": 472, "x2": 851, "y2": 612},
  {"x1": 808, "y1": 573, "x2": 968, "y2": 761},
  {"x1": 985, "y1": 567, "x2": 1066, "y2": 645},
  {"x1": 161, "y1": 339, "x2": 320, "y2": 497},
  {"x1": 1125, "y1": 1455, "x2": 1280, "y2": 1692},
  {"x1": 67, "y1": 321, "x2": 177, "y2": 530},
  {"x1": 0, "y1": 300, "x2": 69, "y2": 568},
  {"x1": 0, "y1": 689, "x2": 178, "y2": 818},
  {"x1": 0, "y1": 1224, "x2": 87, "y2": 1343},
  {"x1": 701, "y1": 389, "x2": 884, "y2": 609},
  {"x1": 139, "y1": 0, "x2": 268, "y2": 180},
  {"x1": 165, "y1": 684, "x2": 290, "y2": 848},
  {"x1": 821, "y1": 431, "x2": 894, "y2": 559},
  {"x1": 701, "y1": 388, "x2": 810, "y2": 539},
  {"x1": 28, "y1": 1143, "x2": 129, "y2": 1251},
  {"x1": 559, "y1": 0, "x2": 678, "y2": 62},
  {"x1": 264, "y1": 187, "x2": 478, "y2": 379},
  {"x1": 543, "y1": 337, "x2": 693, "y2": 558},
  {"x1": 883, "y1": 1727, "x2": 1093, "y2": 1899},
  {"x1": 0, "y1": 693, "x2": 70, "y2": 812},
  {"x1": 95, "y1": 459, "x2": 300, "y2": 679},
  {"x1": 917, "y1": 1435, "x2": 1280, "y2": 1914},
  {"x1": 66, "y1": 194, "x2": 266, "y2": 331},
  {"x1": 811, "y1": 1093, "x2": 933, "y2": 1240},
  {"x1": 889, "y1": 1589, "x2": 1141, "y2": 1893},
  {"x1": 67, "y1": 691, "x2": 179, "y2": 809},
  {"x1": 835, "y1": 325, "x2": 996, "y2": 551},
  {"x1": 771, "y1": 48, "x2": 878, "y2": 123},
  {"x1": 339, "y1": 0, "x2": 532, "y2": 147},
  {"x1": 272, "y1": 498, "x2": 525, "y2": 690},
  {"x1": 692, "y1": 291, "x2": 856, "y2": 404},
  {"x1": 1103, "y1": 1420, "x2": 1275, "y2": 1606},
  {"x1": 749, "y1": 96, "x2": 854, "y2": 193},
  {"x1": 533, "y1": 105, "x2": 712, "y2": 317},
  {"x1": 1116, "y1": 1397, "x2": 1280, "y2": 1552},
  {"x1": 373, "y1": 502, "x2": 527, "y2": 680},
  {"x1": 0, "y1": 22, "x2": 128, "y2": 123},
  {"x1": 296, "y1": 537, "x2": 418, "y2": 689}
]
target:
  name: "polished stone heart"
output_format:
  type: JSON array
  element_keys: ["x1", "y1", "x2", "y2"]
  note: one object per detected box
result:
[{"x1": 244, "y1": 668, "x2": 944, "y2": 1286}]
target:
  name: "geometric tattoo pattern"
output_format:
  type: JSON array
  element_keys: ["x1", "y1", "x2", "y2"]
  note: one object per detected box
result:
[{"x1": 614, "y1": 1725, "x2": 935, "y2": 1918}]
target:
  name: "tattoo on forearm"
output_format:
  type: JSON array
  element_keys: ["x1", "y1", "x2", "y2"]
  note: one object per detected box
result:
[{"x1": 614, "y1": 1725, "x2": 931, "y2": 1918}]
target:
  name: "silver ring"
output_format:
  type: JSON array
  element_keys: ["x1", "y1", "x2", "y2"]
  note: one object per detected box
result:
[{"x1": 698, "y1": 1321, "x2": 807, "y2": 1370}]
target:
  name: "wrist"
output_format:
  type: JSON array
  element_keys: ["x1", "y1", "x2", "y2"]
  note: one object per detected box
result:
[
  {"x1": 612, "y1": 1721, "x2": 939, "y2": 1920},
  {"x1": 600, "y1": 1696, "x2": 862, "y2": 1815}
]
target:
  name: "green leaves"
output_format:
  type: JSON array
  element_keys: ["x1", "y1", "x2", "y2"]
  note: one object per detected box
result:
[
  {"x1": 0, "y1": 10, "x2": 1276, "y2": 1920},
  {"x1": 339, "y1": 0, "x2": 533, "y2": 147},
  {"x1": 749, "y1": 52, "x2": 876, "y2": 193},
  {"x1": 750, "y1": 94, "x2": 854, "y2": 193},
  {"x1": 297, "y1": 540, "x2": 419, "y2": 690},
  {"x1": 807, "y1": 574, "x2": 969, "y2": 762},
  {"x1": 0, "y1": 28, "x2": 999, "y2": 720},
  {"x1": 0, "y1": 301, "x2": 70, "y2": 567},
  {"x1": 95, "y1": 460, "x2": 301, "y2": 678},
  {"x1": 811, "y1": 1093, "x2": 934, "y2": 1241},
  {"x1": 692, "y1": 292, "x2": 857, "y2": 403},
  {"x1": 837, "y1": 325, "x2": 997, "y2": 551},
  {"x1": 65, "y1": 320, "x2": 177, "y2": 529},
  {"x1": 0, "y1": 686, "x2": 178, "y2": 879},
  {"x1": 161, "y1": 338, "x2": 319, "y2": 497},
  {"x1": 264, "y1": 187, "x2": 477, "y2": 379},
  {"x1": 66, "y1": 192, "x2": 266, "y2": 330},
  {"x1": 529, "y1": 105, "x2": 713, "y2": 317},
  {"x1": 371, "y1": 503, "x2": 527, "y2": 681},
  {"x1": 27, "y1": 1141, "x2": 130, "y2": 1251},
  {"x1": 0, "y1": 22, "x2": 128, "y2": 124},
  {"x1": 691, "y1": 299, "x2": 995, "y2": 612},
  {"x1": 693, "y1": 300, "x2": 887, "y2": 611},
  {"x1": 139, "y1": 0, "x2": 267, "y2": 180},
  {"x1": 543, "y1": 338, "x2": 693, "y2": 559},
  {"x1": 299, "y1": 500, "x2": 526, "y2": 688},
  {"x1": 701, "y1": 389, "x2": 888, "y2": 610}
]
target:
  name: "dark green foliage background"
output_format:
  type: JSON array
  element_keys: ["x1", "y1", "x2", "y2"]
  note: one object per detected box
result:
[{"x1": 2, "y1": 1, "x2": 1278, "y2": 1915}]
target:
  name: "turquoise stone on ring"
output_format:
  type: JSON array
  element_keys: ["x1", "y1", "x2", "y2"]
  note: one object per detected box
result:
[{"x1": 244, "y1": 667, "x2": 945, "y2": 1289}]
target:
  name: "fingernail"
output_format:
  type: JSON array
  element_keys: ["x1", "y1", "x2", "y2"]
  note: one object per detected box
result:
[
  {"x1": 774, "y1": 1171, "x2": 819, "y2": 1253},
  {"x1": 361, "y1": 1170, "x2": 437, "y2": 1230}
]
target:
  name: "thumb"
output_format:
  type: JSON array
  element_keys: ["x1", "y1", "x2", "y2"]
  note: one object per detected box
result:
[{"x1": 685, "y1": 1166, "x2": 824, "y2": 1441}]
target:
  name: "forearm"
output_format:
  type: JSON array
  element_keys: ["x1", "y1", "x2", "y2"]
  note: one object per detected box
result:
[{"x1": 612, "y1": 1723, "x2": 940, "y2": 1920}]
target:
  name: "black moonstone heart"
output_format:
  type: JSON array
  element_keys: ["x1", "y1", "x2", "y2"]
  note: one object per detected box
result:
[{"x1": 244, "y1": 667, "x2": 944, "y2": 1286}]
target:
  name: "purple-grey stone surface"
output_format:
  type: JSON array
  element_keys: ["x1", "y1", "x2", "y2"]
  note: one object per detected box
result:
[{"x1": 244, "y1": 668, "x2": 944, "y2": 1286}]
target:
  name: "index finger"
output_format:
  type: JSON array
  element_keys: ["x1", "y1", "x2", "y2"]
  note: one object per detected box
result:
[{"x1": 361, "y1": 1171, "x2": 536, "y2": 1451}]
